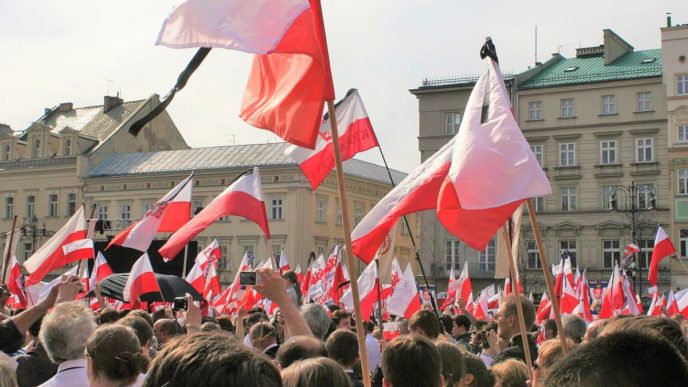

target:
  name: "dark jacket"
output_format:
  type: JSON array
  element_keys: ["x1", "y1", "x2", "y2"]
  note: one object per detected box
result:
[
  {"x1": 15, "y1": 341, "x2": 58, "y2": 387},
  {"x1": 494, "y1": 333, "x2": 538, "y2": 365}
]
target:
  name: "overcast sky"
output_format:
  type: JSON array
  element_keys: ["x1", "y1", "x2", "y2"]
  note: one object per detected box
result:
[{"x1": 1, "y1": 1, "x2": 685, "y2": 173}]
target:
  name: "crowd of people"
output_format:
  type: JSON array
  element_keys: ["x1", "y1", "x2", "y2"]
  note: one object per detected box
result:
[{"x1": 2, "y1": 268, "x2": 688, "y2": 387}]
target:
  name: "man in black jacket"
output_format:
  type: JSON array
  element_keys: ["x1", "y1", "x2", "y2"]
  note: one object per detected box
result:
[{"x1": 494, "y1": 294, "x2": 538, "y2": 364}]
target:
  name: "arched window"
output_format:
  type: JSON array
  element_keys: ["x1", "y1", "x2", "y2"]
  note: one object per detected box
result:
[
  {"x1": 63, "y1": 138, "x2": 72, "y2": 155},
  {"x1": 31, "y1": 138, "x2": 41, "y2": 158}
]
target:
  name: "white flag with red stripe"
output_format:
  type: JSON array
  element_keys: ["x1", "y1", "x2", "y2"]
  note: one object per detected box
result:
[
  {"x1": 185, "y1": 260, "x2": 206, "y2": 295},
  {"x1": 279, "y1": 250, "x2": 290, "y2": 273},
  {"x1": 6, "y1": 256, "x2": 26, "y2": 308},
  {"x1": 387, "y1": 263, "x2": 421, "y2": 319},
  {"x1": 122, "y1": 253, "x2": 160, "y2": 302},
  {"x1": 295, "y1": 263, "x2": 303, "y2": 283},
  {"x1": 341, "y1": 259, "x2": 379, "y2": 321},
  {"x1": 649, "y1": 226, "x2": 676, "y2": 286},
  {"x1": 285, "y1": 89, "x2": 378, "y2": 189},
  {"x1": 159, "y1": 168, "x2": 270, "y2": 260},
  {"x1": 196, "y1": 239, "x2": 222, "y2": 271},
  {"x1": 89, "y1": 252, "x2": 113, "y2": 291},
  {"x1": 24, "y1": 207, "x2": 92, "y2": 285}
]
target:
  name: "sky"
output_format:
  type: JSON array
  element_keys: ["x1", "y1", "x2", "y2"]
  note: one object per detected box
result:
[{"x1": 1, "y1": 1, "x2": 685, "y2": 174}]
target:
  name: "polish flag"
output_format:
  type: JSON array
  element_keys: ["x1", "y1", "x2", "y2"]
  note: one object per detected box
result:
[
  {"x1": 578, "y1": 270, "x2": 593, "y2": 323},
  {"x1": 390, "y1": 258, "x2": 403, "y2": 290},
  {"x1": 279, "y1": 250, "x2": 290, "y2": 274},
  {"x1": 285, "y1": 89, "x2": 378, "y2": 189},
  {"x1": 647, "y1": 293, "x2": 665, "y2": 317},
  {"x1": 622, "y1": 276, "x2": 640, "y2": 316},
  {"x1": 89, "y1": 252, "x2": 114, "y2": 291},
  {"x1": 196, "y1": 239, "x2": 222, "y2": 271},
  {"x1": 352, "y1": 56, "x2": 549, "y2": 263},
  {"x1": 204, "y1": 263, "x2": 221, "y2": 300},
  {"x1": 301, "y1": 258, "x2": 318, "y2": 299},
  {"x1": 1, "y1": 228, "x2": 20, "y2": 283},
  {"x1": 599, "y1": 265, "x2": 625, "y2": 318},
  {"x1": 441, "y1": 265, "x2": 458, "y2": 310},
  {"x1": 5, "y1": 256, "x2": 26, "y2": 308},
  {"x1": 504, "y1": 274, "x2": 523, "y2": 295},
  {"x1": 223, "y1": 253, "x2": 250, "y2": 315},
  {"x1": 458, "y1": 262, "x2": 472, "y2": 305},
  {"x1": 122, "y1": 254, "x2": 160, "y2": 302},
  {"x1": 675, "y1": 288, "x2": 688, "y2": 318},
  {"x1": 341, "y1": 260, "x2": 379, "y2": 321},
  {"x1": 648, "y1": 226, "x2": 676, "y2": 286},
  {"x1": 38, "y1": 266, "x2": 78, "y2": 303},
  {"x1": 185, "y1": 260, "x2": 206, "y2": 295},
  {"x1": 24, "y1": 207, "x2": 92, "y2": 285},
  {"x1": 157, "y1": 0, "x2": 334, "y2": 149},
  {"x1": 159, "y1": 167, "x2": 270, "y2": 260},
  {"x1": 625, "y1": 243, "x2": 640, "y2": 257},
  {"x1": 107, "y1": 174, "x2": 193, "y2": 252},
  {"x1": 387, "y1": 264, "x2": 421, "y2": 319},
  {"x1": 536, "y1": 292, "x2": 551, "y2": 325},
  {"x1": 474, "y1": 286, "x2": 492, "y2": 320},
  {"x1": 667, "y1": 289, "x2": 679, "y2": 317},
  {"x1": 295, "y1": 264, "x2": 303, "y2": 284},
  {"x1": 560, "y1": 273, "x2": 579, "y2": 314}
]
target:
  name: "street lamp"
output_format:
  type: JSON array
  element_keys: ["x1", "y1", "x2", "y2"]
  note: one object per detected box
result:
[{"x1": 610, "y1": 181, "x2": 656, "y2": 296}]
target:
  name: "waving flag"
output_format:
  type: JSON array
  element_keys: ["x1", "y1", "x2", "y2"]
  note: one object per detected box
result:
[
  {"x1": 157, "y1": 0, "x2": 334, "y2": 149},
  {"x1": 285, "y1": 89, "x2": 378, "y2": 189},
  {"x1": 195, "y1": 239, "x2": 222, "y2": 271},
  {"x1": 279, "y1": 250, "x2": 290, "y2": 274},
  {"x1": 123, "y1": 254, "x2": 160, "y2": 302},
  {"x1": 6, "y1": 256, "x2": 26, "y2": 308},
  {"x1": 185, "y1": 260, "x2": 206, "y2": 295},
  {"x1": 159, "y1": 168, "x2": 270, "y2": 260},
  {"x1": 599, "y1": 265, "x2": 625, "y2": 319},
  {"x1": 341, "y1": 259, "x2": 379, "y2": 321},
  {"x1": 649, "y1": 226, "x2": 676, "y2": 286},
  {"x1": 89, "y1": 252, "x2": 113, "y2": 290},
  {"x1": 387, "y1": 263, "x2": 421, "y2": 318}
]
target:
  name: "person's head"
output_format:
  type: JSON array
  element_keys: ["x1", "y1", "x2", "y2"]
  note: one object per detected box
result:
[
  {"x1": 151, "y1": 308, "x2": 172, "y2": 323},
  {"x1": 282, "y1": 357, "x2": 351, "y2": 387},
  {"x1": 600, "y1": 315, "x2": 688, "y2": 361},
  {"x1": 153, "y1": 318, "x2": 179, "y2": 347},
  {"x1": 127, "y1": 309, "x2": 154, "y2": 328},
  {"x1": 439, "y1": 315, "x2": 453, "y2": 336},
  {"x1": 532, "y1": 339, "x2": 572, "y2": 387},
  {"x1": 144, "y1": 332, "x2": 281, "y2": 387},
  {"x1": 249, "y1": 322, "x2": 278, "y2": 352},
  {"x1": 463, "y1": 352, "x2": 495, "y2": 387},
  {"x1": 381, "y1": 335, "x2": 443, "y2": 387},
  {"x1": 300, "y1": 304, "x2": 330, "y2": 339},
  {"x1": 283, "y1": 270, "x2": 298, "y2": 285},
  {"x1": 216, "y1": 316, "x2": 235, "y2": 333},
  {"x1": 40, "y1": 301, "x2": 96, "y2": 364},
  {"x1": 276, "y1": 335, "x2": 329, "y2": 369},
  {"x1": 201, "y1": 322, "x2": 221, "y2": 332},
  {"x1": 491, "y1": 358, "x2": 528, "y2": 387},
  {"x1": 117, "y1": 315, "x2": 153, "y2": 356},
  {"x1": 452, "y1": 315, "x2": 471, "y2": 337},
  {"x1": 561, "y1": 315, "x2": 586, "y2": 344},
  {"x1": 436, "y1": 341, "x2": 465, "y2": 387},
  {"x1": 331, "y1": 310, "x2": 353, "y2": 331},
  {"x1": 544, "y1": 330, "x2": 688, "y2": 387},
  {"x1": 497, "y1": 295, "x2": 535, "y2": 341},
  {"x1": 582, "y1": 318, "x2": 606, "y2": 345},
  {"x1": 86, "y1": 324, "x2": 148, "y2": 386},
  {"x1": 325, "y1": 329, "x2": 359, "y2": 369},
  {"x1": 408, "y1": 309, "x2": 441, "y2": 340},
  {"x1": 97, "y1": 308, "x2": 121, "y2": 325},
  {"x1": 543, "y1": 319, "x2": 557, "y2": 340},
  {"x1": 0, "y1": 360, "x2": 17, "y2": 387}
]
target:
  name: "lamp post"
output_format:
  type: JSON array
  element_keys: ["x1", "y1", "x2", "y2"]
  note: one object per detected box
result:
[{"x1": 610, "y1": 181, "x2": 656, "y2": 296}]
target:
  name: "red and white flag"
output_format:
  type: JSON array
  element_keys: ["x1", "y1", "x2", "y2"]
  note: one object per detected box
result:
[
  {"x1": 458, "y1": 262, "x2": 472, "y2": 305},
  {"x1": 352, "y1": 57, "x2": 549, "y2": 262},
  {"x1": 389, "y1": 258, "x2": 403, "y2": 290},
  {"x1": 647, "y1": 292, "x2": 665, "y2": 317},
  {"x1": 107, "y1": 174, "x2": 193, "y2": 252},
  {"x1": 204, "y1": 263, "x2": 221, "y2": 300},
  {"x1": 625, "y1": 243, "x2": 640, "y2": 257},
  {"x1": 38, "y1": 266, "x2": 78, "y2": 303},
  {"x1": 195, "y1": 239, "x2": 222, "y2": 271},
  {"x1": 157, "y1": 0, "x2": 334, "y2": 149},
  {"x1": 648, "y1": 226, "x2": 676, "y2": 286},
  {"x1": 279, "y1": 250, "x2": 290, "y2": 273},
  {"x1": 89, "y1": 252, "x2": 113, "y2": 291},
  {"x1": 122, "y1": 253, "x2": 160, "y2": 302},
  {"x1": 5, "y1": 256, "x2": 26, "y2": 308},
  {"x1": 560, "y1": 273, "x2": 579, "y2": 314},
  {"x1": 295, "y1": 263, "x2": 303, "y2": 284},
  {"x1": 185, "y1": 260, "x2": 206, "y2": 295},
  {"x1": 536, "y1": 292, "x2": 551, "y2": 325},
  {"x1": 578, "y1": 270, "x2": 593, "y2": 322},
  {"x1": 222, "y1": 253, "x2": 251, "y2": 315},
  {"x1": 159, "y1": 167, "x2": 270, "y2": 260},
  {"x1": 341, "y1": 259, "x2": 379, "y2": 321},
  {"x1": 24, "y1": 207, "x2": 93, "y2": 285},
  {"x1": 599, "y1": 265, "x2": 625, "y2": 319},
  {"x1": 674, "y1": 288, "x2": 688, "y2": 318},
  {"x1": 387, "y1": 263, "x2": 421, "y2": 319},
  {"x1": 667, "y1": 289, "x2": 680, "y2": 317},
  {"x1": 1, "y1": 228, "x2": 20, "y2": 283},
  {"x1": 285, "y1": 89, "x2": 378, "y2": 189}
]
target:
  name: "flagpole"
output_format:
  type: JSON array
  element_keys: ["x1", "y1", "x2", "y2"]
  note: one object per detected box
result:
[
  {"x1": 181, "y1": 245, "x2": 189, "y2": 280},
  {"x1": 374, "y1": 259, "x2": 384, "y2": 335},
  {"x1": 501, "y1": 225, "x2": 534, "y2": 376},
  {"x1": 1, "y1": 215, "x2": 18, "y2": 285},
  {"x1": 77, "y1": 204, "x2": 98, "y2": 280},
  {"x1": 526, "y1": 199, "x2": 569, "y2": 354},
  {"x1": 327, "y1": 99, "x2": 372, "y2": 387},
  {"x1": 375, "y1": 146, "x2": 441, "y2": 318}
]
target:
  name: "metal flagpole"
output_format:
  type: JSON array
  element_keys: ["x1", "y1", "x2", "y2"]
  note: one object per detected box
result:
[{"x1": 181, "y1": 245, "x2": 189, "y2": 279}]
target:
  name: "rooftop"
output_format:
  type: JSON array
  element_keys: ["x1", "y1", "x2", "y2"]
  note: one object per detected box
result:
[{"x1": 89, "y1": 142, "x2": 407, "y2": 185}]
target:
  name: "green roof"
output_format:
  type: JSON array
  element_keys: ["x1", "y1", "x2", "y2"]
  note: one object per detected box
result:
[{"x1": 518, "y1": 49, "x2": 662, "y2": 89}]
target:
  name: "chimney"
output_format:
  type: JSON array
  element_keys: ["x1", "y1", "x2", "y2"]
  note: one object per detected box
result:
[
  {"x1": 103, "y1": 95, "x2": 123, "y2": 113},
  {"x1": 58, "y1": 102, "x2": 73, "y2": 112},
  {"x1": 667, "y1": 13, "x2": 672, "y2": 28}
]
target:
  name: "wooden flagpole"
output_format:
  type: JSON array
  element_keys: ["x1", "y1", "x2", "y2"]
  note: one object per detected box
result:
[
  {"x1": 327, "y1": 100, "x2": 372, "y2": 387},
  {"x1": 526, "y1": 199, "x2": 569, "y2": 354},
  {"x1": 181, "y1": 245, "x2": 189, "y2": 279},
  {"x1": 1, "y1": 215, "x2": 18, "y2": 285},
  {"x1": 77, "y1": 204, "x2": 98, "y2": 280},
  {"x1": 501, "y1": 225, "x2": 534, "y2": 376}
]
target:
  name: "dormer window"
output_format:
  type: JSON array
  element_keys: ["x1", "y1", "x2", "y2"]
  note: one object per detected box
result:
[
  {"x1": 63, "y1": 138, "x2": 72, "y2": 156},
  {"x1": 31, "y1": 138, "x2": 41, "y2": 158}
]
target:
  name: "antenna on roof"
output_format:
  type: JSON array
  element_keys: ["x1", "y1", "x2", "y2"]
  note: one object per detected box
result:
[
  {"x1": 534, "y1": 25, "x2": 538, "y2": 66},
  {"x1": 103, "y1": 79, "x2": 113, "y2": 96}
]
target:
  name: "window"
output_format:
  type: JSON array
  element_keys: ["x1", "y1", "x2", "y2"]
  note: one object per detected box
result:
[
  {"x1": 561, "y1": 187, "x2": 577, "y2": 211},
  {"x1": 270, "y1": 198, "x2": 284, "y2": 220},
  {"x1": 533, "y1": 196, "x2": 545, "y2": 212},
  {"x1": 528, "y1": 101, "x2": 543, "y2": 120},
  {"x1": 478, "y1": 239, "x2": 496, "y2": 271},
  {"x1": 120, "y1": 204, "x2": 131, "y2": 226},
  {"x1": 26, "y1": 195, "x2": 35, "y2": 218},
  {"x1": 637, "y1": 239, "x2": 653, "y2": 269},
  {"x1": 401, "y1": 220, "x2": 410, "y2": 235},
  {"x1": 559, "y1": 143, "x2": 576, "y2": 166},
  {"x1": 602, "y1": 186, "x2": 614, "y2": 210},
  {"x1": 636, "y1": 183, "x2": 655, "y2": 209},
  {"x1": 530, "y1": 144, "x2": 544, "y2": 166},
  {"x1": 316, "y1": 197, "x2": 327, "y2": 223},
  {"x1": 679, "y1": 169, "x2": 688, "y2": 195},
  {"x1": 603, "y1": 240, "x2": 620, "y2": 268},
  {"x1": 217, "y1": 244, "x2": 229, "y2": 270},
  {"x1": 2, "y1": 144, "x2": 10, "y2": 161},
  {"x1": 143, "y1": 202, "x2": 154, "y2": 214},
  {"x1": 444, "y1": 240, "x2": 460, "y2": 273},
  {"x1": 560, "y1": 240, "x2": 577, "y2": 267},
  {"x1": 97, "y1": 204, "x2": 108, "y2": 220},
  {"x1": 600, "y1": 140, "x2": 617, "y2": 164},
  {"x1": 601, "y1": 95, "x2": 616, "y2": 114},
  {"x1": 637, "y1": 92, "x2": 652, "y2": 111},
  {"x1": 243, "y1": 245, "x2": 255, "y2": 258},
  {"x1": 678, "y1": 74, "x2": 688, "y2": 96},
  {"x1": 681, "y1": 229, "x2": 688, "y2": 258},
  {"x1": 63, "y1": 138, "x2": 72, "y2": 155},
  {"x1": 23, "y1": 242, "x2": 33, "y2": 261},
  {"x1": 679, "y1": 125, "x2": 688, "y2": 143},
  {"x1": 335, "y1": 199, "x2": 343, "y2": 225},
  {"x1": 526, "y1": 240, "x2": 541, "y2": 268},
  {"x1": 636, "y1": 138, "x2": 653, "y2": 162},
  {"x1": 218, "y1": 215, "x2": 230, "y2": 222},
  {"x1": 67, "y1": 193, "x2": 77, "y2": 216},
  {"x1": 48, "y1": 194, "x2": 58, "y2": 217},
  {"x1": 272, "y1": 244, "x2": 282, "y2": 261},
  {"x1": 354, "y1": 201, "x2": 363, "y2": 226},
  {"x1": 31, "y1": 138, "x2": 40, "y2": 158},
  {"x1": 560, "y1": 98, "x2": 575, "y2": 117},
  {"x1": 191, "y1": 199, "x2": 203, "y2": 216},
  {"x1": 4, "y1": 197, "x2": 13, "y2": 219},
  {"x1": 445, "y1": 112, "x2": 461, "y2": 135}
]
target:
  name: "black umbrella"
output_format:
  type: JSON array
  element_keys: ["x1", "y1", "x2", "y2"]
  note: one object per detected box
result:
[{"x1": 95, "y1": 273, "x2": 203, "y2": 303}]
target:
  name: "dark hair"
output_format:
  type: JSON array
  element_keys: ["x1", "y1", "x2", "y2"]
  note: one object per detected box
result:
[
  {"x1": 453, "y1": 315, "x2": 471, "y2": 331},
  {"x1": 545, "y1": 330, "x2": 688, "y2": 387},
  {"x1": 408, "y1": 310, "x2": 441, "y2": 339},
  {"x1": 128, "y1": 309, "x2": 154, "y2": 328},
  {"x1": 436, "y1": 341, "x2": 465, "y2": 387},
  {"x1": 282, "y1": 357, "x2": 352, "y2": 387},
  {"x1": 544, "y1": 319, "x2": 558, "y2": 337},
  {"x1": 463, "y1": 352, "x2": 495, "y2": 387},
  {"x1": 216, "y1": 316, "x2": 235, "y2": 333},
  {"x1": 98, "y1": 308, "x2": 121, "y2": 325},
  {"x1": 144, "y1": 332, "x2": 281, "y2": 387},
  {"x1": 154, "y1": 319, "x2": 180, "y2": 338},
  {"x1": 325, "y1": 329, "x2": 359, "y2": 368},
  {"x1": 381, "y1": 335, "x2": 441, "y2": 387},
  {"x1": 502, "y1": 294, "x2": 536, "y2": 328},
  {"x1": 117, "y1": 316, "x2": 153, "y2": 348},
  {"x1": 86, "y1": 325, "x2": 148, "y2": 385},
  {"x1": 151, "y1": 308, "x2": 169, "y2": 323},
  {"x1": 276, "y1": 335, "x2": 329, "y2": 369},
  {"x1": 331, "y1": 310, "x2": 352, "y2": 326},
  {"x1": 439, "y1": 315, "x2": 453, "y2": 334},
  {"x1": 601, "y1": 316, "x2": 688, "y2": 361}
]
